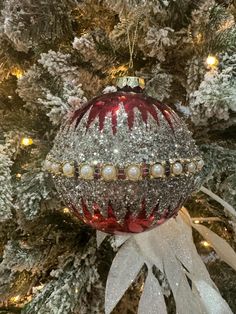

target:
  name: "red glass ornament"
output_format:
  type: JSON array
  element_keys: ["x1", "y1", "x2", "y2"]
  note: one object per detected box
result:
[
  {"x1": 48, "y1": 77, "x2": 202, "y2": 234},
  {"x1": 66, "y1": 91, "x2": 184, "y2": 234}
]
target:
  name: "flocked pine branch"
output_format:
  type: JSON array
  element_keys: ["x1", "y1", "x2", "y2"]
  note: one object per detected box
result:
[
  {"x1": 73, "y1": 33, "x2": 110, "y2": 70},
  {"x1": 191, "y1": 2, "x2": 236, "y2": 54},
  {"x1": 15, "y1": 169, "x2": 53, "y2": 220},
  {"x1": 0, "y1": 32, "x2": 27, "y2": 82},
  {"x1": 190, "y1": 52, "x2": 236, "y2": 126},
  {"x1": 1, "y1": 0, "x2": 76, "y2": 53},
  {"x1": 22, "y1": 238, "x2": 104, "y2": 314},
  {"x1": 0, "y1": 145, "x2": 13, "y2": 221},
  {"x1": 17, "y1": 51, "x2": 87, "y2": 125},
  {"x1": 200, "y1": 144, "x2": 236, "y2": 209}
]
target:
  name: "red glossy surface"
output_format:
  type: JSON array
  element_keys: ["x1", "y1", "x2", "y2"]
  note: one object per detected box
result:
[
  {"x1": 71, "y1": 92, "x2": 178, "y2": 134},
  {"x1": 70, "y1": 199, "x2": 182, "y2": 234}
]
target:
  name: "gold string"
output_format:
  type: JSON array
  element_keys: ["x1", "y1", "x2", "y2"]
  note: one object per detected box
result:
[{"x1": 127, "y1": 21, "x2": 139, "y2": 73}]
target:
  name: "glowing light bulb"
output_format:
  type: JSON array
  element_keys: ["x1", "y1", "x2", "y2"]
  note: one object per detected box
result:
[
  {"x1": 12, "y1": 68, "x2": 24, "y2": 78},
  {"x1": 206, "y1": 55, "x2": 219, "y2": 68},
  {"x1": 201, "y1": 241, "x2": 211, "y2": 248},
  {"x1": 194, "y1": 220, "x2": 200, "y2": 224},
  {"x1": 16, "y1": 173, "x2": 22, "y2": 179},
  {"x1": 10, "y1": 295, "x2": 20, "y2": 303},
  {"x1": 21, "y1": 137, "x2": 33, "y2": 146},
  {"x1": 63, "y1": 207, "x2": 70, "y2": 213}
]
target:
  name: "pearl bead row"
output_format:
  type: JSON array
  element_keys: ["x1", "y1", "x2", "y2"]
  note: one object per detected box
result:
[{"x1": 44, "y1": 158, "x2": 204, "y2": 181}]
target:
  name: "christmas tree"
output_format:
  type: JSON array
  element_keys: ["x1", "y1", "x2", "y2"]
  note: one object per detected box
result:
[{"x1": 0, "y1": 1, "x2": 236, "y2": 313}]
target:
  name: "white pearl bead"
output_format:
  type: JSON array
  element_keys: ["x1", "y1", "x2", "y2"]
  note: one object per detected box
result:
[
  {"x1": 102, "y1": 165, "x2": 117, "y2": 181},
  {"x1": 63, "y1": 163, "x2": 75, "y2": 177},
  {"x1": 127, "y1": 165, "x2": 141, "y2": 181},
  {"x1": 51, "y1": 163, "x2": 61, "y2": 174},
  {"x1": 172, "y1": 162, "x2": 183, "y2": 175},
  {"x1": 44, "y1": 160, "x2": 52, "y2": 171},
  {"x1": 151, "y1": 164, "x2": 165, "y2": 178},
  {"x1": 197, "y1": 159, "x2": 204, "y2": 170},
  {"x1": 187, "y1": 162, "x2": 196, "y2": 173},
  {"x1": 80, "y1": 165, "x2": 94, "y2": 179}
]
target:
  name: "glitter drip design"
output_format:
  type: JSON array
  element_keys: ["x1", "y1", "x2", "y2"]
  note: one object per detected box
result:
[
  {"x1": 71, "y1": 92, "x2": 179, "y2": 134},
  {"x1": 69, "y1": 199, "x2": 183, "y2": 234}
]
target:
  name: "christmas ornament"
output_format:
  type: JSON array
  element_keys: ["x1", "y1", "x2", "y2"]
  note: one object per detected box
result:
[{"x1": 45, "y1": 76, "x2": 204, "y2": 234}]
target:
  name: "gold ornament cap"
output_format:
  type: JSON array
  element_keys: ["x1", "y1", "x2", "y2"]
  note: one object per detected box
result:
[{"x1": 116, "y1": 76, "x2": 145, "y2": 92}]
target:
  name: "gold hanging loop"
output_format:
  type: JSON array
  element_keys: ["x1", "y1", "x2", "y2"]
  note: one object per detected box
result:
[{"x1": 127, "y1": 20, "x2": 139, "y2": 74}]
